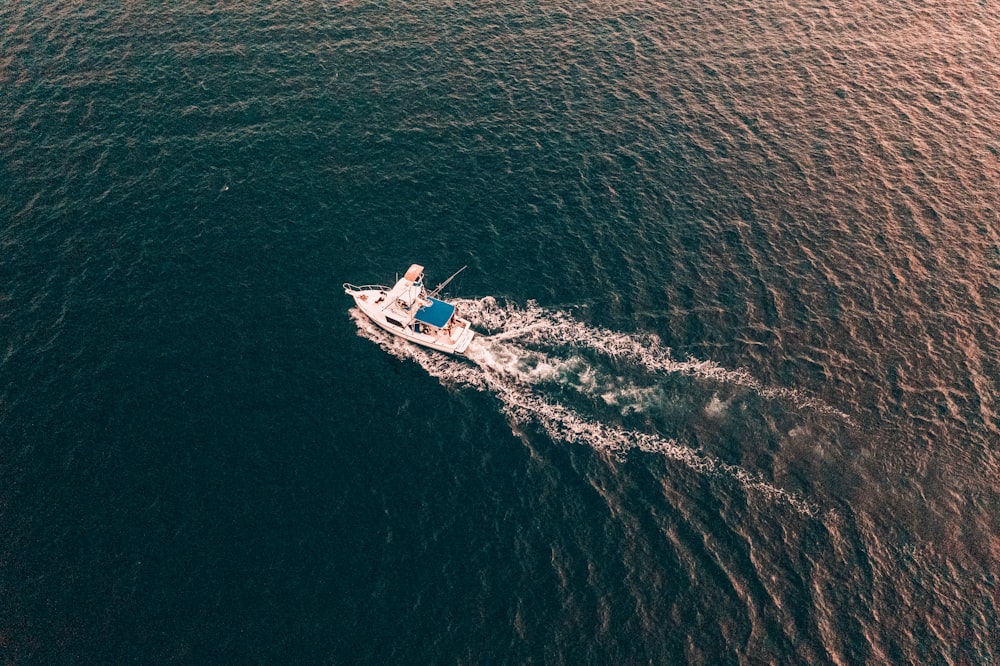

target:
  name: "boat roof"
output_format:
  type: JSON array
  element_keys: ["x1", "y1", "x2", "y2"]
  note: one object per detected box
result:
[
  {"x1": 404, "y1": 264, "x2": 424, "y2": 282},
  {"x1": 414, "y1": 297, "x2": 454, "y2": 328}
]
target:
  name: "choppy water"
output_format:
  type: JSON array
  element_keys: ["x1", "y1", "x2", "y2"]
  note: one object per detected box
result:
[{"x1": 2, "y1": 0, "x2": 997, "y2": 663}]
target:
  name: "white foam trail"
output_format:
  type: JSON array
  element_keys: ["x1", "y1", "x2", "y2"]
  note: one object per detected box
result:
[
  {"x1": 350, "y1": 309, "x2": 821, "y2": 516},
  {"x1": 465, "y1": 341, "x2": 819, "y2": 515},
  {"x1": 456, "y1": 298, "x2": 858, "y2": 426}
]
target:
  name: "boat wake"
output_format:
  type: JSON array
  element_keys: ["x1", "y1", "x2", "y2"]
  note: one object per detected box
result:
[
  {"x1": 350, "y1": 299, "x2": 853, "y2": 518},
  {"x1": 458, "y1": 298, "x2": 857, "y2": 426}
]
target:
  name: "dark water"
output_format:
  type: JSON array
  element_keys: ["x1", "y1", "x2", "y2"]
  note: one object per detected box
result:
[{"x1": 2, "y1": 0, "x2": 997, "y2": 663}]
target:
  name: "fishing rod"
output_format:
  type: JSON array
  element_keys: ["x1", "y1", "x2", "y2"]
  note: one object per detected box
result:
[{"x1": 428, "y1": 265, "x2": 467, "y2": 298}]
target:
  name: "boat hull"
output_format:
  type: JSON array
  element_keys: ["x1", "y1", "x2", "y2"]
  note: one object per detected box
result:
[{"x1": 347, "y1": 288, "x2": 475, "y2": 355}]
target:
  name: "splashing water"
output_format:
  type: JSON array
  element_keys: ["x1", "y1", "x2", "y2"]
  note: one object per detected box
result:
[
  {"x1": 459, "y1": 297, "x2": 858, "y2": 425},
  {"x1": 349, "y1": 300, "x2": 846, "y2": 518}
]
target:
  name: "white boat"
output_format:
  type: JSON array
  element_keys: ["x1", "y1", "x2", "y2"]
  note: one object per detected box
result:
[{"x1": 344, "y1": 264, "x2": 476, "y2": 355}]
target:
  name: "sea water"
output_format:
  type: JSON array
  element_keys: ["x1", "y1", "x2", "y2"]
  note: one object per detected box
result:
[{"x1": 2, "y1": 0, "x2": 997, "y2": 662}]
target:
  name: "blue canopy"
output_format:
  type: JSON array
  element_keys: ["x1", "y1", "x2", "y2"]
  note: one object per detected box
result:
[{"x1": 414, "y1": 297, "x2": 455, "y2": 328}]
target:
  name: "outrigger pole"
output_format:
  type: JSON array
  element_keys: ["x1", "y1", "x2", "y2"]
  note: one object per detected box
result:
[{"x1": 428, "y1": 265, "x2": 467, "y2": 299}]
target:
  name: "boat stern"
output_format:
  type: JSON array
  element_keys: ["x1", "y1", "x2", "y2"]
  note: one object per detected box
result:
[{"x1": 453, "y1": 321, "x2": 476, "y2": 354}]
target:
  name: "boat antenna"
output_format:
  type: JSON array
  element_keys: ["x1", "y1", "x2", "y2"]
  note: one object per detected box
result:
[{"x1": 428, "y1": 265, "x2": 467, "y2": 298}]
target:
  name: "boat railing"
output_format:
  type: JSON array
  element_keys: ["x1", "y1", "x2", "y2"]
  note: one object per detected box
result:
[{"x1": 343, "y1": 282, "x2": 390, "y2": 293}]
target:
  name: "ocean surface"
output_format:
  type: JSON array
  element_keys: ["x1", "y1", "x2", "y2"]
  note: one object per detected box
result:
[{"x1": 2, "y1": 0, "x2": 998, "y2": 663}]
